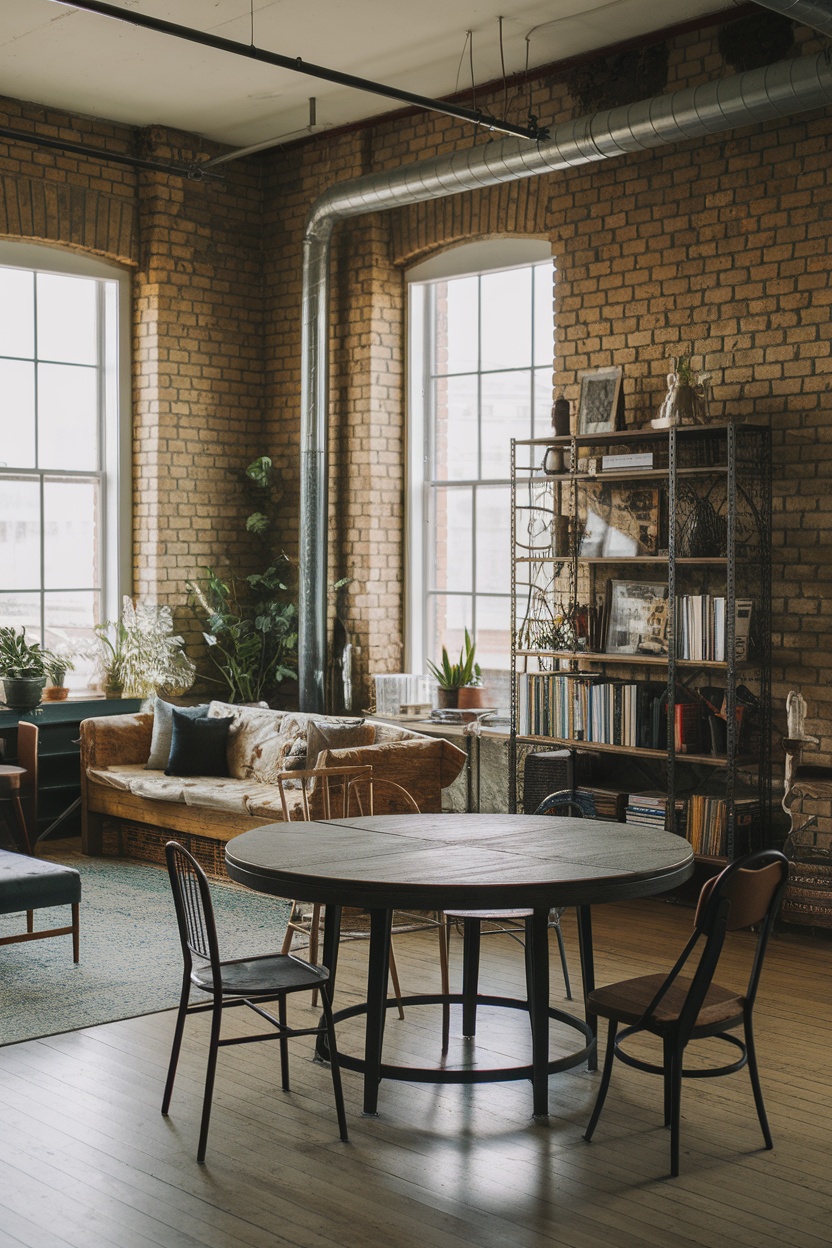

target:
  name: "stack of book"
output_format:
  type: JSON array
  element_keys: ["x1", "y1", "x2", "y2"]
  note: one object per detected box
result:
[
  {"x1": 625, "y1": 791, "x2": 686, "y2": 833},
  {"x1": 675, "y1": 596, "x2": 753, "y2": 663},
  {"x1": 685, "y1": 794, "x2": 759, "y2": 858},
  {"x1": 578, "y1": 786, "x2": 628, "y2": 821}
]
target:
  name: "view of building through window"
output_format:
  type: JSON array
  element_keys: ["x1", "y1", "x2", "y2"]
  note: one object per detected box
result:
[
  {"x1": 0, "y1": 258, "x2": 121, "y2": 690},
  {"x1": 409, "y1": 256, "x2": 554, "y2": 704}
]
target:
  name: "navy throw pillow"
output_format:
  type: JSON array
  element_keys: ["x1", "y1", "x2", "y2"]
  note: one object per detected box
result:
[{"x1": 165, "y1": 709, "x2": 234, "y2": 778}]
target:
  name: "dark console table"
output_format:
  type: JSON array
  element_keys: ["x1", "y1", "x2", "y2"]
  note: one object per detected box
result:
[{"x1": 0, "y1": 698, "x2": 142, "y2": 844}]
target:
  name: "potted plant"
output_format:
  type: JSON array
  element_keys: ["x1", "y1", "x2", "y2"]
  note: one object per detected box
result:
[
  {"x1": 43, "y1": 653, "x2": 75, "y2": 702},
  {"x1": 427, "y1": 629, "x2": 480, "y2": 710},
  {"x1": 94, "y1": 598, "x2": 196, "y2": 700},
  {"x1": 0, "y1": 627, "x2": 55, "y2": 710}
]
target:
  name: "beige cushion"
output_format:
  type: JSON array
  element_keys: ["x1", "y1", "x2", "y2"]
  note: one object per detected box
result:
[
  {"x1": 207, "y1": 702, "x2": 301, "y2": 782},
  {"x1": 246, "y1": 789, "x2": 308, "y2": 821},
  {"x1": 320, "y1": 737, "x2": 449, "y2": 814},
  {"x1": 127, "y1": 773, "x2": 189, "y2": 803},
  {"x1": 182, "y1": 778, "x2": 267, "y2": 815},
  {"x1": 306, "y1": 719, "x2": 374, "y2": 769},
  {"x1": 86, "y1": 764, "x2": 148, "y2": 792}
]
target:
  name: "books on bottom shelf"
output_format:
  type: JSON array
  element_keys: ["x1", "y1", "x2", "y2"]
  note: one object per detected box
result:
[
  {"x1": 686, "y1": 794, "x2": 759, "y2": 858},
  {"x1": 625, "y1": 791, "x2": 685, "y2": 835}
]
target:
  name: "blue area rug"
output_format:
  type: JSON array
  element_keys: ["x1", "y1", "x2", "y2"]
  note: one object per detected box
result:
[{"x1": 0, "y1": 848, "x2": 290, "y2": 1047}]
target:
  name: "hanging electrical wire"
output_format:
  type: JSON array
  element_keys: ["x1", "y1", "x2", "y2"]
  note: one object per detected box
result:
[
  {"x1": 499, "y1": 15, "x2": 508, "y2": 121},
  {"x1": 469, "y1": 29, "x2": 477, "y2": 113}
]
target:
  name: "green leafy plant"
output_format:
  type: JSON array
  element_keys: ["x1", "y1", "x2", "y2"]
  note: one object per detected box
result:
[
  {"x1": 187, "y1": 455, "x2": 298, "y2": 705},
  {"x1": 46, "y1": 653, "x2": 75, "y2": 686},
  {"x1": 94, "y1": 598, "x2": 196, "y2": 700},
  {"x1": 0, "y1": 627, "x2": 53, "y2": 679},
  {"x1": 427, "y1": 629, "x2": 481, "y2": 690}
]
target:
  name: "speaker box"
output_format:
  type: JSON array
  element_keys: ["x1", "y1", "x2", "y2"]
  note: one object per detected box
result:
[{"x1": 523, "y1": 749, "x2": 592, "y2": 815}]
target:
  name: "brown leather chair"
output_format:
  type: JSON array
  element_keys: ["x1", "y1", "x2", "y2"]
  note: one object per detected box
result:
[
  {"x1": 584, "y1": 848, "x2": 789, "y2": 1176},
  {"x1": 0, "y1": 721, "x2": 38, "y2": 854}
]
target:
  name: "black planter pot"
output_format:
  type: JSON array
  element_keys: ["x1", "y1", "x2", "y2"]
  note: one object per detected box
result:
[{"x1": 1, "y1": 676, "x2": 45, "y2": 710}]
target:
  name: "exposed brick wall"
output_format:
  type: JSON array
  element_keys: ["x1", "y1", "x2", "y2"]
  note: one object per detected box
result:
[{"x1": 1, "y1": 14, "x2": 831, "y2": 828}]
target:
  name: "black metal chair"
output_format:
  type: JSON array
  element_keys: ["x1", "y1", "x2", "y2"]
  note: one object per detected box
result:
[
  {"x1": 162, "y1": 841, "x2": 348, "y2": 1163},
  {"x1": 584, "y1": 848, "x2": 789, "y2": 1177},
  {"x1": 440, "y1": 789, "x2": 593, "y2": 1052}
]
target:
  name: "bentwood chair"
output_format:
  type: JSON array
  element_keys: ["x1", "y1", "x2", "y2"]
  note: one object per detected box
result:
[
  {"x1": 439, "y1": 789, "x2": 591, "y2": 1052},
  {"x1": 584, "y1": 848, "x2": 789, "y2": 1177},
  {"x1": 0, "y1": 722, "x2": 38, "y2": 855},
  {"x1": 162, "y1": 841, "x2": 348, "y2": 1164}
]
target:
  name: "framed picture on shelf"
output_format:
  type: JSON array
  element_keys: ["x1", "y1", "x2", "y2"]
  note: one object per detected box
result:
[
  {"x1": 577, "y1": 366, "x2": 623, "y2": 435},
  {"x1": 605, "y1": 580, "x2": 669, "y2": 655},
  {"x1": 578, "y1": 482, "x2": 660, "y2": 557}
]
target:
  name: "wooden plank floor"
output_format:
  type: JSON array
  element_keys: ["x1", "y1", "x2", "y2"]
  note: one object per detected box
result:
[{"x1": 0, "y1": 898, "x2": 830, "y2": 1248}]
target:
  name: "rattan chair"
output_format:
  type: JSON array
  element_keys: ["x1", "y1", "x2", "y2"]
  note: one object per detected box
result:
[
  {"x1": 584, "y1": 848, "x2": 789, "y2": 1177},
  {"x1": 162, "y1": 840, "x2": 348, "y2": 1164},
  {"x1": 439, "y1": 789, "x2": 590, "y2": 1052}
]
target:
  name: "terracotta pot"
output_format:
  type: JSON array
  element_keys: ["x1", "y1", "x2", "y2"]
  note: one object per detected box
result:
[
  {"x1": 43, "y1": 685, "x2": 70, "y2": 702},
  {"x1": 457, "y1": 686, "x2": 486, "y2": 710},
  {"x1": 436, "y1": 687, "x2": 459, "y2": 709}
]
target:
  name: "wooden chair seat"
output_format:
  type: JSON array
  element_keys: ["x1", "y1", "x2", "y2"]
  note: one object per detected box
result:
[{"x1": 588, "y1": 973, "x2": 744, "y2": 1031}]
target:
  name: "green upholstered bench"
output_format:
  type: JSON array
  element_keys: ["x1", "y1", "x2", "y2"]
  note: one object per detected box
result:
[{"x1": 0, "y1": 849, "x2": 81, "y2": 962}]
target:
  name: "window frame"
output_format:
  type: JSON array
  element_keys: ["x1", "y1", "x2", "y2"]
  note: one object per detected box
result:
[
  {"x1": 0, "y1": 240, "x2": 132, "y2": 646},
  {"x1": 405, "y1": 239, "x2": 553, "y2": 678}
]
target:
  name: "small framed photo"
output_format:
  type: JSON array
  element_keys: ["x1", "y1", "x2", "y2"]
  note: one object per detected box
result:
[
  {"x1": 577, "y1": 367, "x2": 623, "y2": 435},
  {"x1": 606, "y1": 580, "x2": 669, "y2": 655}
]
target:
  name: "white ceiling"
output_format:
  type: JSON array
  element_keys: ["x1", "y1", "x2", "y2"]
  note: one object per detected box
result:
[{"x1": 1, "y1": 0, "x2": 730, "y2": 148}]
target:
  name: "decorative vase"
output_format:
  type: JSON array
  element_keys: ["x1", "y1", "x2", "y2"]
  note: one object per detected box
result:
[
  {"x1": 1, "y1": 676, "x2": 45, "y2": 710},
  {"x1": 551, "y1": 397, "x2": 570, "y2": 437},
  {"x1": 436, "y1": 687, "x2": 459, "y2": 710},
  {"x1": 457, "y1": 686, "x2": 486, "y2": 710},
  {"x1": 653, "y1": 370, "x2": 711, "y2": 428}
]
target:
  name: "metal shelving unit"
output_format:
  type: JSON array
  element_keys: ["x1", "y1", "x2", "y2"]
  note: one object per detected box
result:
[{"x1": 509, "y1": 420, "x2": 772, "y2": 861}]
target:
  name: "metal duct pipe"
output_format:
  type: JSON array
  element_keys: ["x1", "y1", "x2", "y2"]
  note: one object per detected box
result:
[
  {"x1": 752, "y1": 1, "x2": 832, "y2": 35},
  {"x1": 298, "y1": 48, "x2": 832, "y2": 710}
]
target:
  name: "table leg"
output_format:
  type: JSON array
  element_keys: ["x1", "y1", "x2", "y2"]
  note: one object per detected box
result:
[
  {"x1": 363, "y1": 907, "x2": 392, "y2": 1115},
  {"x1": 315, "y1": 904, "x2": 342, "y2": 1062},
  {"x1": 576, "y1": 904, "x2": 597, "y2": 1072},
  {"x1": 529, "y1": 907, "x2": 550, "y2": 1117},
  {"x1": 461, "y1": 918, "x2": 481, "y2": 1037}
]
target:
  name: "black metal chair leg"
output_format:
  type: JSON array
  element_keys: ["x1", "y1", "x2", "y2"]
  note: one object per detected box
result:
[
  {"x1": 197, "y1": 997, "x2": 223, "y2": 1165},
  {"x1": 745, "y1": 1013, "x2": 773, "y2": 1149},
  {"x1": 663, "y1": 1035, "x2": 673, "y2": 1127},
  {"x1": 320, "y1": 985, "x2": 349, "y2": 1142},
  {"x1": 278, "y1": 996, "x2": 290, "y2": 1091},
  {"x1": 161, "y1": 972, "x2": 191, "y2": 1115},
  {"x1": 553, "y1": 919, "x2": 572, "y2": 1000},
  {"x1": 584, "y1": 1019, "x2": 617, "y2": 1142},
  {"x1": 669, "y1": 1043, "x2": 683, "y2": 1178},
  {"x1": 439, "y1": 918, "x2": 450, "y2": 1054}
]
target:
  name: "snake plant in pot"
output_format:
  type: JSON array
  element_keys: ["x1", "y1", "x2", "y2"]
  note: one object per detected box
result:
[
  {"x1": 0, "y1": 627, "x2": 55, "y2": 710},
  {"x1": 427, "y1": 629, "x2": 481, "y2": 710}
]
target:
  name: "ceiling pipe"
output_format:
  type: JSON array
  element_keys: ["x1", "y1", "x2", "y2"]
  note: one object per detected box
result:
[
  {"x1": 298, "y1": 47, "x2": 832, "y2": 711},
  {"x1": 51, "y1": 0, "x2": 547, "y2": 143},
  {"x1": 751, "y1": 1, "x2": 832, "y2": 34}
]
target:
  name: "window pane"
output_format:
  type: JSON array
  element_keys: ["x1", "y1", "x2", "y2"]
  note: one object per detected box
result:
[
  {"x1": 481, "y1": 268, "x2": 531, "y2": 371},
  {"x1": 44, "y1": 479, "x2": 99, "y2": 589},
  {"x1": 481, "y1": 371, "x2": 531, "y2": 478},
  {"x1": 45, "y1": 591, "x2": 101, "y2": 692},
  {"x1": 432, "y1": 277, "x2": 478, "y2": 375},
  {"x1": 0, "y1": 592, "x2": 41, "y2": 640},
  {"x1": 0, "y1": 359, "x2": 36, "y2": 468},
  {"x1": 534, "y1": 367, "x2": 553, "y2": 439},
  {"x1": 533, "y1": 263, "x2": 554, "y2": 367},
  {"x1": 0, "y1": 476, "x2": 40, "y2": 590},
  {"x1": 37, "y1": 272, "x2": 97, "y2": 366},
  {"x1": 38, "y1": 363, "x2": 98, "y2": 470},
  {"x1": 429, "y1": 486, "x2": 472, "y2": 593},
  {"x1": 426, "y1": 594, "x2": 471, "y2": 670},
  {"x1": 475, "y1": 487, "x2": 510, "y2": 594},
  {"x1": 473, "y1": 595, "x2": 511, "y2": 669},
  {"x1": 0, "y1": 267, "x2": 34, "y2": 359},
  {"x1": 432, "y1": 374, "x2": 477, "y2": 480}
]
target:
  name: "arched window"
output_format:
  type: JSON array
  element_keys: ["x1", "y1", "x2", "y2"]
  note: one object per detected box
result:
[
  {"x1": 407, "y1": 240, "x2": 553, "y2": 710},
  {"x1": 0, "y1": 242, "x2": 130, "y2": 691}
]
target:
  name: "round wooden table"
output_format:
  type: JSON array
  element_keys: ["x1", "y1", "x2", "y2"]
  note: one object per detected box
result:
[{"x1": 225, "y1": 813, "x2": 694, "y2": 1116}]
